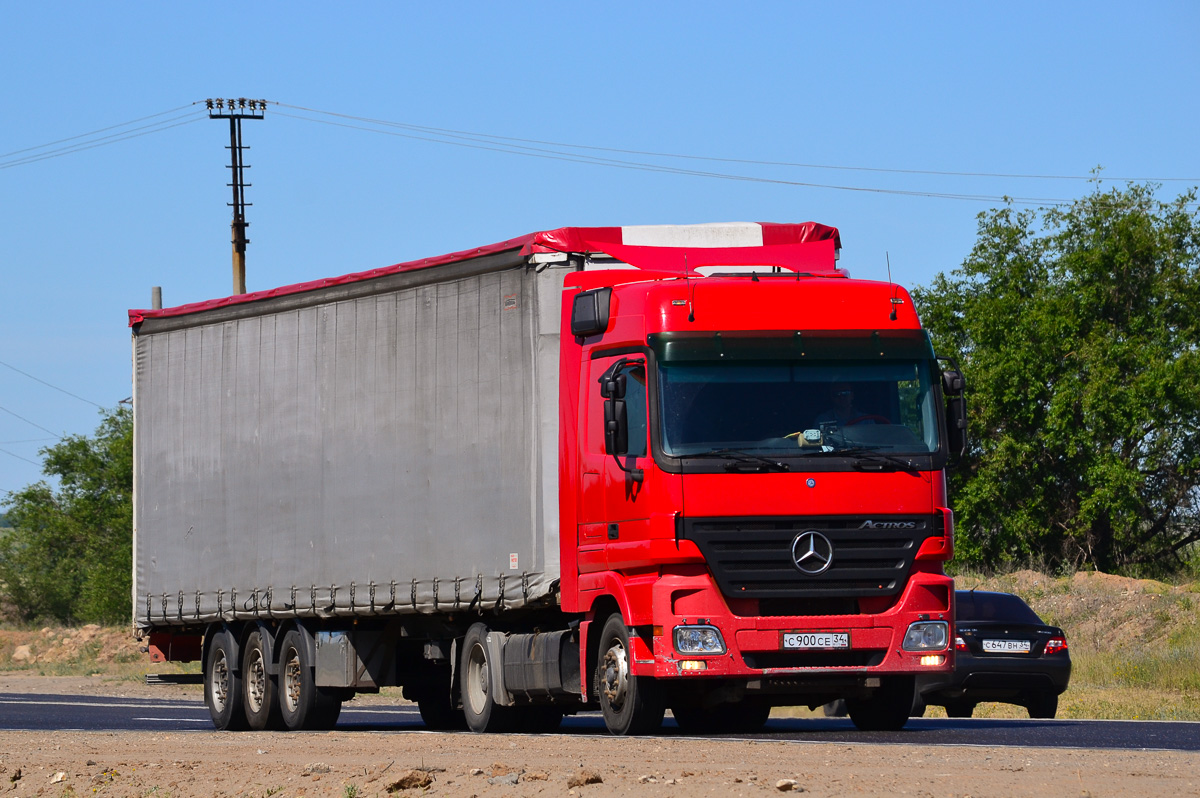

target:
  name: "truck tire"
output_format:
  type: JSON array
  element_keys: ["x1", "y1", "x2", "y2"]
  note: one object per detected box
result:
[
  {"x1": 205, "y1": 629, "x2": 248, "y2": 731},
  {"x1": 460, "y1": 622, "x2": 512, "y2": 732},
  {"x1": 278, "y1": 629, "x2": 342, "y2": 731},
  {"x1": 846, "y1": 676, "x2": 914, "y2": 731},
  {"x1": 241, "y1": 628, "x2": 282, "y2": 730},
  {"x1": 596, "y1": 615, "x2": 664, "y2": 735}
]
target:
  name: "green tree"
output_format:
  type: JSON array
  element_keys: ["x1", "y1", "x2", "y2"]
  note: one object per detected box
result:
[
  {"x1": 915, "y1": 183, "x2": 1200, "y2": 573},
  {"x1": 0, "y1": 407, "x2": 132, "y2": 623}
]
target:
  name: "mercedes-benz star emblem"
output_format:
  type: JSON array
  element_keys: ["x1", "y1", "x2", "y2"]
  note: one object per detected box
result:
[{"x1": 791, "y1": 531, "x2": 834, "y2": 575}]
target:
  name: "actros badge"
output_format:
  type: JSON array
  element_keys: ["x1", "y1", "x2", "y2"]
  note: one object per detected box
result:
[{"x1": 791, "y1": 530, "x2": 834, "y2": 575}]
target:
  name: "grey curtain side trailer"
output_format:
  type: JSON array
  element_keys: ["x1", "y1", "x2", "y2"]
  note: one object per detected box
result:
[{"x1": 132, "y1": 246, "x2": 569, "y2": 632}]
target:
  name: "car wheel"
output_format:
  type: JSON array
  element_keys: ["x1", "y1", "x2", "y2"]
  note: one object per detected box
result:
[{"x1": 1026, "y1": 693, "x2": 1058, "y2": 719}]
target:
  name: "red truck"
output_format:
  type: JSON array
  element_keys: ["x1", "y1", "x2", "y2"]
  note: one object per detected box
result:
[{"x1": 131, "y1": 221, "x2": 964, "y2": 734}]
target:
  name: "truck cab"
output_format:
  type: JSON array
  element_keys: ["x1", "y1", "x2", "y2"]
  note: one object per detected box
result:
[{"x1": 552, "y1": 225, "x2": 963, "y2": 732}]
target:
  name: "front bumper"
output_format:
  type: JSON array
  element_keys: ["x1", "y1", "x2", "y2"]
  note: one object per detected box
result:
[{"x1": 641, "y1": 568, "x2": 954, "y2": 682}]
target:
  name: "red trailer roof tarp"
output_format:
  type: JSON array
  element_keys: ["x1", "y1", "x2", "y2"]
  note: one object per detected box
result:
[{"x1": 129, "y1": 222, "x2": 840, "y2": 326}]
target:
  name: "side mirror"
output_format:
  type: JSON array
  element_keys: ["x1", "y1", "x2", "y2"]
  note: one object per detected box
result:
[
  {"x1": 571, "y1": 288, "x2": 612, "y2": 338},
  {"x1": 604, "y1": 398, "x2": 629, "y2": 456},
  {"x1": 600, "y1": 371, "x2": 626, "y2": 400},
  {"x1": 946, "y1": 395, "x2": 967, "y2": 462},
  {"x1": 937, "y1": 358, "x2": 967, "y2": 463},
  {"x1": 942, "y1": 369, "x2": 965, "y2": 396}
]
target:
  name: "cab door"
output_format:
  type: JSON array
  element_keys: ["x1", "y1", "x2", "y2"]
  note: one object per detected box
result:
[{"x1": 577, "y1": 355, "x2": 653, "y2": 558}]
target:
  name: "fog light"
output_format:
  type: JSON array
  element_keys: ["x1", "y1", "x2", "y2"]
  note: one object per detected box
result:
[
  {"x1": 674, "y1": 625, "x2": 726, "y2": 655},
  {"x1": 679, "y1": 660, "x2": 708, "y2": 672},
  {"x1": 902, "y1": 621, "x2": 949, "y2": 651},
  {"x1": 920, "y1": 654, "x2": 946, "y2": 666}
]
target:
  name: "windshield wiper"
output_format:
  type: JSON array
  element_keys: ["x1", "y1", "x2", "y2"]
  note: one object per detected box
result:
[
  {"x1": 792, "y1": 445, "x2": 920, "y2": 472},
  {"x1": 688, "y1": 448, "x2": 791, "y2": 472}
]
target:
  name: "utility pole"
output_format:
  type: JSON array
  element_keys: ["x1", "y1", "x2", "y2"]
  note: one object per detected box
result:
[{"x1": 206, "y1": 98, "x2": 266, "y2": 295}]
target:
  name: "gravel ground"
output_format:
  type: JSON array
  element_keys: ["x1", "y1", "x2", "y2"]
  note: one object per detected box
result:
[{"x1": 0, "y1": 674, "x2": 1196, "y2": 797}]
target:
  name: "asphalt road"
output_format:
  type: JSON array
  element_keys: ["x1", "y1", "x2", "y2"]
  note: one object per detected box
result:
[{"x1": 1, "y1": 692, "x2": 1197, "y2": 752}]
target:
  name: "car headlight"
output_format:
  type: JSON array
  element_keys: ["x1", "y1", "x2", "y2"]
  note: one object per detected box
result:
[
  {"x1": 674, "y1": 625, "x2": 726, "y2": 655},
  {"x1": 902, "y1": 621, "x2": 949, "y2": 651}
]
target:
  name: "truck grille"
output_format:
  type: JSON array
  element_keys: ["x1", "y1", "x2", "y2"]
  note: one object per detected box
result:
[{"x1": 682, "y1": 516, "x2": 938, "y2": 600}]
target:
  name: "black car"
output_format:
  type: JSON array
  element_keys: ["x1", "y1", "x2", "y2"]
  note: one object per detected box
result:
[{"x1": 914, "y1": 589, "x2": 1071, "y2": 719}]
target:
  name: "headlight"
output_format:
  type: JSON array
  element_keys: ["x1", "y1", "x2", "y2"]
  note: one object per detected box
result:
[
  {"x1": 902, "y1": 621, "x2": 949, "y2": 651},
  {"x1": 674, "y1": 625, "x2": 726, "y2": 655}
]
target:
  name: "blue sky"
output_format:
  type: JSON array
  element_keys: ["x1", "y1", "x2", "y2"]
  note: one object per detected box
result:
[{"x1": 1, "y1": 2, "x2": 1197, "y2": 496}]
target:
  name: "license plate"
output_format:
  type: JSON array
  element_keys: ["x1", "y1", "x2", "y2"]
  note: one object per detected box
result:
[
  {"x1": 782, "y1": 632, "x2": 850, "y2": 650},
  {"x1": 982, "y1": 639, "x2": 1030, "y2": 653}
]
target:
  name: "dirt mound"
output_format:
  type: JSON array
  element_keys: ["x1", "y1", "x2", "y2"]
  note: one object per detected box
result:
[
  {"x1": 0, "y1": 624, "x2": 142, "y2": 668},
  {"x1": 959, "y1": 569, "x2": 1199, "y2": 656}
]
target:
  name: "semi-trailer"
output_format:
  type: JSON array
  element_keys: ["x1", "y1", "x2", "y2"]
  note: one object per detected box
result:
[{"x1": 130, "y1": 221, "x2": 965, "y2": 734}]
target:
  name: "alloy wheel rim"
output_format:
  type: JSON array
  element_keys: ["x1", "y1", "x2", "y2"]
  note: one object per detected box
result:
[
  {"x1": 211, "y1": 650, "x2": 229, "y2": 713},
  {"x1": 247, "y1": 649, "x2": 267, "y2": 713},
  {"x1": 601, "y1": 640, "x2": 629, "y2": 709},
  {"x1": 284, "y1": 650, "x2": 303, "y2": 713}
]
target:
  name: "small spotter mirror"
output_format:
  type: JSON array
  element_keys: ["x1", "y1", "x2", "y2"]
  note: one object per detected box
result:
[{"x1": 571, "y1": 287, "x2": 612, "y2": 338}]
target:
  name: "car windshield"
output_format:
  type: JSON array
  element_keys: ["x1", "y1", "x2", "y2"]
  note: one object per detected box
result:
[
  {"x1": 957, "y1": 591, "x2": 1044, "y2": 624},
  {"x1": 652, "y1": 330, "x2": 941, "y2": 458}
]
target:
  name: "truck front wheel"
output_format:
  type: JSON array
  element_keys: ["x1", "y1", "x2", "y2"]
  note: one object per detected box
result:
[
  {"x1": 596, "y1": 615, "x2": 664, "y2": 735},
  {"x1": 205, "y1": 629, "x2": 248, "y2": 731},
  {"x1": 278, "y1": 629, "x2": 342, "y2": 731}
]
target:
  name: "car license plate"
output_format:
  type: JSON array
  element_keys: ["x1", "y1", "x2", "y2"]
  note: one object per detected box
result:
[
  {"x1": 782, "y1": 632, "x2": 850, "y2": 650},
  {"x1": 982, "y1": 639, "x2": 1030, "y2": 653}
]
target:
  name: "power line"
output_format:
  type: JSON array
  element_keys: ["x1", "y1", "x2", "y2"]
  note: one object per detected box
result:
[
  {"x1": 0, "y1": 111, "x2": 205, "y2": 170},
  {"x1": 0, "y1": 405, "x2": 62, "y2": 440},
  {"x1": 0, "y1": 438, "x2": 55, "y2": 445},
  {"x1": 0, "y1": 104, "x2": 196, "y2": 159},
  {"x1": 0, "y1": 447, "x2": 39, "y2": 466},
  {"x1": 272, "y1": 109, "x2": 1054, "y2": 205},
  {"x1": 0, "y1": 359, "x2": 103, "y2": 408},
  {"x1": 273, "y1": 108, "x2": 1197, "y2": 208},
  {"x1": 276, "y1": 102, "x2": 1200, "y2": 185}
]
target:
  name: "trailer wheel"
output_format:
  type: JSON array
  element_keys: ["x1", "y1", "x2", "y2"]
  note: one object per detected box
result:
[
  {"x1": 205, "y1": 630, "x2": 248, "y2": 731},
  {"x1": 241, "y1": 628, "x2": 281, "y2": 730},
  {"x1": 596, "y1": 615, "x2": 664, "y2": 735},
  {"x1": 278, "y1": 629, "x2": 342, "y2": 731},
  {"x1": 846, "y1": 676, "x2": 914, "y2": 731},
  {"x1": 460, "y1": 623, "x2": 510, "y2": 732}
]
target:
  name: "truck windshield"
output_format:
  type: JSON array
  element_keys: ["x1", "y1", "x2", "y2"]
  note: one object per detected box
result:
[{"x1": 651, "y1": 330, "x2": 941, "y2": 458}]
